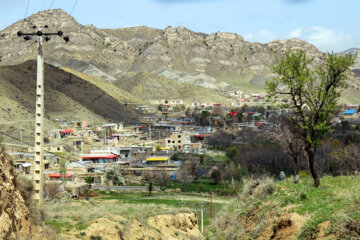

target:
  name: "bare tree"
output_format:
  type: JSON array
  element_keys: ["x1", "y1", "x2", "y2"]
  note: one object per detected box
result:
[
  {"x1": 185, "y1": 159, "x2": 202, "y2": 181},
  {"x1": 269, "y1": 122, "x2": 305, "y2": 183}
]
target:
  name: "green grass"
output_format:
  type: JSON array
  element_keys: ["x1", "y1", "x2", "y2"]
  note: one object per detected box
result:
[
  {"x1": 165, "y1": 179, "x2": 228, "y2": 193},
  {"x1": 98, "y1": 190, "x2": 226, "y2": 230},
  {"x1": 207, "y1": 176, "x2": 360, "y2": 240},
  {"x1": 44, "y1": 220, "x2": 73, "y2": 232},
  {"x1": 271, "y1": 176, "x2": 360, "y2": 239}
]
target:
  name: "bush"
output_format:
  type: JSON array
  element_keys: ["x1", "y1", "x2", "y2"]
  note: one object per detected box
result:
[
  {"x1": 43, "y1": 182, "x2": 62, "y2": 199},
  {"x1": 90, "y1": 235, "x2": 102, "y2": 240},
  {"x1": 226, "y1": 146, "x2": 238, "y2": 160},
  {"x1": 17, "y1": 176, "x2": 34, "y2": 207}
]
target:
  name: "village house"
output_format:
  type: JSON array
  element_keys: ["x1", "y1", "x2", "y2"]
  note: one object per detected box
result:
[
  {"x1": 343, "y1": 110, "x2": 359, "y2": 120},
  {"x1": 145, "y1": 156, "x2": 170, "y2": 166},
  {"x1": 165, "y1": 132, "x2": 191, "y2": 150}
]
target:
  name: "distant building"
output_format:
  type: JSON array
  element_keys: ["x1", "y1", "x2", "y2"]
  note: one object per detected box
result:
[
  {"x1": 343, "y1": 110, "x2": 359, "y2": 120},
  {"x1": 81, "y1": 154, "x2": 119, "y2": 164},
  {"x1": 165, "y1": 133, "x2": 191, "y2": 150},
  {"x1": 146, "y1": 156, "x2": 169, "y2": 166}
]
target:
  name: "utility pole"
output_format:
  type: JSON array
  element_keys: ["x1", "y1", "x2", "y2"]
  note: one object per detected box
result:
[
  {"x1": 210, "y1": 190, "x2": 213, "y2": 219},
  {"x1": 17, "y1": 26, "x2": 69, "y2": 207},
  {"x1": 19, "y1": 122, "x2": 23, "y2": 143},
  {"x1": 201, "y1": 202, "x2": 204, "y2": 234}
]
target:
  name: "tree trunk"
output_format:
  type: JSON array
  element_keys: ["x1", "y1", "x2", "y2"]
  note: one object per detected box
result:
[
  {"x1": 293, "y1": 157, "x2": 300, "y2": 184},
  {"x1": 306, "y1": 148, "x2": 320, "y2": 187}
]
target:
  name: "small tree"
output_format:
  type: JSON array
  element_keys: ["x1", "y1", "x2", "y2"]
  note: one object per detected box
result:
[
  {"x1": 266, "y1": 50, "x2": 355, "y2": 187},
  {"x1": 269, "y1": 121, "x2": 305, "y2": 183},
  {"x1": 209, "y1": 166, "x2": 221, "y2": 185},
  {"x1": 59, "y1": 157, "x2": 67, "y2": 185},
  {"x1": 105, "y1": 165, "x2": 125, "y2": 186},
  {"x1": 148, "y1": 181, "x2": 153, "y2": 196},
  {"x1": 226, "y1": 146, "x2": 238, "y2": 160},
  {"x1": 185, "y1": 159, "x2": 202, "y2": 181},
  {"x1": 84, "y1": 176, "x2": 94, "y2": 189}
]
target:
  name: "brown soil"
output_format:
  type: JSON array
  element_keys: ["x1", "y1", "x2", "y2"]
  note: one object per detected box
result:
[
  {"x1": 259, "y1": 213, "x2": 308, "y2": 240},
  {"x1": 78, "y1": 190, "x2": 101, "y2": 199},
  {"x1": 59, "y1": 212, "x2": 202, "y2": 240},
  {"x1": 316, "y1": 221, "x2": 336, "y2": 240}
]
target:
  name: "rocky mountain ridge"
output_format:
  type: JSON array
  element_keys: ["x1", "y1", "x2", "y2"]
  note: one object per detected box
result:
[
  {"x1": 0, "y1": 9, "x2": 326, "y2": 90},
  {"x1": 0, "y1": 9, "x2": 359, "y2": 105}
]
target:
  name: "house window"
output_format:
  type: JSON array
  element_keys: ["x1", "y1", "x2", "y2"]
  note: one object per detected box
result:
[
  {"x1": 57, "y1": 147, "x2": 60, "y2": 151},
  {"x1": 168, "y1": 140, "x2": 171, "y2": 143},
  {"x1": 178, "y1": 135, "x2": 181, "y2": 138},
  {"x1": 172, "y1": 141, "x2": 175, "y2": 143},
  {"x1": 178, "y1": 141, "x2": 181, "y2": 143}
]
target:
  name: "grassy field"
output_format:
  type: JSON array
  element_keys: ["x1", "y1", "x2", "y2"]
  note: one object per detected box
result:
[
  {"x1": 207, "y1": 175, "x2": 360, "y2": 240},
  {"x1": 98, "y1": 190, "x2": 228, "y2": 229},
  {"x1": 44, "y1": 189, "x2": 231, "y2": 237},
  {"x1": 165, "y1": 179, "x2": 229, "y2": 193}
]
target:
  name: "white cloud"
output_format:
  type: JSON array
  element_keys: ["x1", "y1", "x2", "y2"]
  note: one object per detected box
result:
[
  {"x1": 288, "y1": 28, "x2": 302, "y2": 38},
  {"x1": 288, "y1": 26, "x2": 353, "y2": 52},
  {"x1": 244, "y1": 30, "x2": 279, "y2": 43}
]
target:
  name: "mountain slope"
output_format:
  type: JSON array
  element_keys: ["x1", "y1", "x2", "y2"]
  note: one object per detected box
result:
[
  {"x1": 0, "y1": 9, "x2": 359, "y2": 104},
  {"x1": 114, "y1": 72, "x2": 232, "y2": 103},
  {"x1": 0, "y1": 9, "x2": 328, "y2": 90},
  {"x1": 0, "y1": 61, "x2": 139, "y2": 122}
]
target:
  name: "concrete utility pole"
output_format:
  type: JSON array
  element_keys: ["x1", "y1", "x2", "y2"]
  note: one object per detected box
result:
[
  {"x1": 17, "y1": 26, "x2": 69, "y2": 206},
  {"x1": 201, "y1": 202, "x2": 204, "y2": 234}
]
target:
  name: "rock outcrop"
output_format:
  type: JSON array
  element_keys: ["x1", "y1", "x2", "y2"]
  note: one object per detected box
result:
[
  {"x1": 0, "y1": 9, "x2": 359, "y2": 104},
  {"x1": 0, "y1": 149, "x2": 43, "y2": 240}
]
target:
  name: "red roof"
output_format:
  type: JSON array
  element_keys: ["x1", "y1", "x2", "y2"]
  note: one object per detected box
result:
[
  {"x1": 82, "y1": 155, "x2": 118, "y2": 160},
  {"x1": 139, "y1": 126, "x2": 143, "y2": 129},
  {"x1": 59, "y1": 129, "x2": 74, "y2": 134},
  {"x1": 49, "y1": 173, "x2": 72, "y2": 178},
  {"x1": 228, "y1": 111, "x2": 240, "y2": 117},
  {"x1": 182, "y1": 122, "x2": 190, "y2": 124},
  {"x1": 213, "y1": 103, "x2": 222, "y2": 106},
  {"x1": 248, "y1": 112, "x2": 256, "y2": 115},
  {"x1": 195, "y1": 135, "x2": 204, "y2": 138},
  {"x1": 255, "y1": 122, "x2": 266, "y2": 125}
]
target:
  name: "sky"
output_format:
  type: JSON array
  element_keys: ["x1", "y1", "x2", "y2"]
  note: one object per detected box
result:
[{"x1": 0, "y1": 0, "x2": 359, "y2": 52}]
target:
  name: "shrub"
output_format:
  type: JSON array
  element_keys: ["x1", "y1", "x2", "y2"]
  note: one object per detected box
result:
[
  {"x1": 17, "y1": 175, "x2": 34, "y2": 207},
  {"x1": 43, "y1": 182, "x2": 62, "y2": 199},
  {"x1": 90, "y1": 235, "x2": 102, "y2": 240}
]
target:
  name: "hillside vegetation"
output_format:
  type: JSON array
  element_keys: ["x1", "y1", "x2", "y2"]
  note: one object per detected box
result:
[{"x1": 207, "y1": 176, "x2": 360, "y2": 240}]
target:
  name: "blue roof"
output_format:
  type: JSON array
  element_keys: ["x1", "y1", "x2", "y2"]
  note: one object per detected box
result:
[{"x1": 344, "y1": 110, "x2": 357, "y2": 115}]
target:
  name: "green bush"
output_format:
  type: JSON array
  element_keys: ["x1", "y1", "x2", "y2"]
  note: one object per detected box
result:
[{"x1": 90, "y1": 235, "x2": 102, "y2": 240}]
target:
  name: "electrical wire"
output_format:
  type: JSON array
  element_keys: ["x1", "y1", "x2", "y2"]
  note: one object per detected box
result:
[
  {"x1": 70, "y1": 0, "x2": 79, "y2": 15},
  {"x1": 49, "y1": 0, "x2": 55, "y2": 9},
  {"x1": 24, "y1": 0, "x2": 31, "y2": 19}
]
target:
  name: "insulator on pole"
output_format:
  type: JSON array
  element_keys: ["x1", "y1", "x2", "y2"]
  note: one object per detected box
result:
[
  {"x1": 36, "y1": 31, "x2": 43, "y2": 36},
  {"x1": 63, "y1": 36, "x2": 70, "y2": 43},
  {"x1": 32, "y1": 25, "x2": 37, "y2": 29},
  {"x1": 57, "y1": 31, "x2": 63, "y2": 36},
  {"x1": 24, "y1": 36, "x2": 31, "y2": 41},
  {"x1": 17, "y1": 31, "x2": 23, "y2": 37},
  {"x1": 44, "y1": 25, "x2": 48, "y2": 28},
  {"x1": 44, "y1": 36, "x2": 50, "y2": 42}
]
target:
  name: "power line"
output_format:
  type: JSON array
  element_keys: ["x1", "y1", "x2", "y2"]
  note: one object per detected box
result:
[
  {"x1": 24, "y1": 0, "x2": 31, "y2": 19},
  {"x1": 70, "y1": 0, "x2": 79, "y2": 15},
  {"x1": 49, "y1": 0, "x2": 55, "y2": 9}
]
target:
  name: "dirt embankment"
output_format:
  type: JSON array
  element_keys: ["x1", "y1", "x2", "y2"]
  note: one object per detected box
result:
[
  {"x1": 60, "y1": 212, "x2": 203, "y2": 240},
  {"x1": 0, "y1": 150, "x2": 45, "y2": 240}
]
